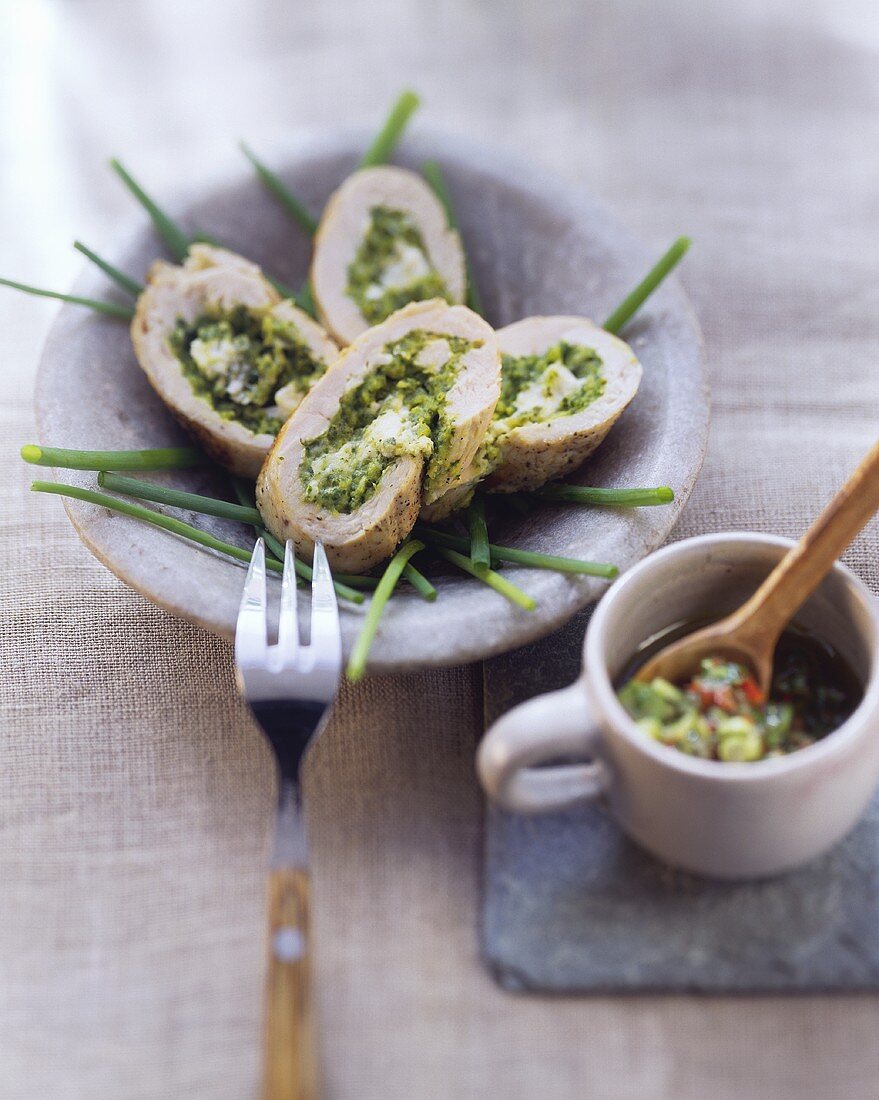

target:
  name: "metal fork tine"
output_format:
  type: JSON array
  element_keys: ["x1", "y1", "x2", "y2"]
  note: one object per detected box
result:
[
  {"x1": 277, "y1": 540, "x2": 300, "y2": 661},
  {"x1": 235, "y1": 538, "x2": 268, "y2": 663},
  {"x1": 309, "y1": 541, "x2": 341, "y2": 664}
]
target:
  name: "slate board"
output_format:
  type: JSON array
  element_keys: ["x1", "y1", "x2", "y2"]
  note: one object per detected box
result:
[{"x1": 481, "y1": 612, "x2": 879, "y2": 993}]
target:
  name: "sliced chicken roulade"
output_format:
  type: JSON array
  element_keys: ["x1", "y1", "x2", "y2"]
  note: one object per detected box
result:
[
  {"x1": 131, "y1": 244, "x2": 338, "y2": 477},
  {"x1": 256, "y1": 298, "x2": 500, "y2": 573},
  {"x1": 311, "y1": 166, "x2": 466, "y2": 345},
  {"x1": 423, "y1": 316, "x2": 643, "y2": 518}
]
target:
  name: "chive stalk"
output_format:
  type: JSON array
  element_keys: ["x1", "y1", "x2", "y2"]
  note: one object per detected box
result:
[
  {"x1": 73, "y1": 241, "x2": 143, "y2": 297},
  {"x1": 231, "y1": 478, "x2": 428, "y2": 599},
  {"x1": 402, "y1": 562, "x2": 437, "y2": 601},
  {"x1": 259, "y1": 527, "x2": 286, "y2": 563},
  {"x1": 109, "y1": 158, "x2": 191, "y2": 262},
  {"x1": 414, "y1": 524, "x2": 617, "y2": 578},
  {"x1": 420, "y1": 162, "x2": 455, "y2": 224},
  {"x1": 240, "y1": 142, "x2": 318, "y2": 236},
  {"x1": 98, "y1": 472, "x2": 261, "y2": 523},
  {"x1": 231, "y1": 478, "x2": 378, "y2": 599},
  {"x1": 255, "y1": 528, "x2": 300, "y2": 587},
  {"x1": 0, "y1": 278, "x2": 134, "y2": 319},
  {"x1": 295, "y1": 279, "x2": 317, "y2": 318},
  {"x1": 434, "y1": 546, "x2": 536, "y2": 610},
  {"x1": 32, "y1": 480, "x2": 366, "y2": 605},
  {"x1": 421, "y1": 159, "x2": 482, "y2": 314},
  {"x1": 360, "y1": 89, "x2": 421, "y2": 168},
  {"x1": 347, "y1": 540, "x2": 426, "y2": 681},
  {"x1": 467, "y1": 497, "x2": 490, "y2": 574},
  {"x1": 603, "y1": 236, "x2": 691, "y2": 334},
  {"x1": 21, "y1": 444, "x2": 204, "y2": 471},
  {"x1": 537, "y1": 485, "x2": 675, "y2": 507},
  {"x1": 279, "y1": 548, "x2": 374, "y2": 602},
  {"x1": 111, "y1": 158, "x2": 316, "y2": 316}
]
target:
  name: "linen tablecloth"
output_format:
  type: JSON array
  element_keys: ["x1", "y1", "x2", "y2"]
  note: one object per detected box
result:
[{"x1": 3, "y1": 1, "x2": 879, "y2": 1096}]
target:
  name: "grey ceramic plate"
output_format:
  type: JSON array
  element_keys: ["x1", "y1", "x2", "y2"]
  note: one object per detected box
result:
[{"x1": 35, "y1": 129, "x2": 708, "y2": 672}]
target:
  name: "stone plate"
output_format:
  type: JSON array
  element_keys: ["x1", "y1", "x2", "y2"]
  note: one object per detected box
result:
[{"x1": 34, "y1": 130, "x2": 708, "y2": 672}]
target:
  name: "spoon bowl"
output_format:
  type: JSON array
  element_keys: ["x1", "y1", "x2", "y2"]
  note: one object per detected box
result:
[{"x1": 636, "y1": 436, "x2": 879, "y2": 693}]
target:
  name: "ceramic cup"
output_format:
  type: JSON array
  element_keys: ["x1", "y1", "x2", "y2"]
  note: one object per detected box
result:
[{"x1": 478, "y1": 533, "x2": 879, "y2": 879}]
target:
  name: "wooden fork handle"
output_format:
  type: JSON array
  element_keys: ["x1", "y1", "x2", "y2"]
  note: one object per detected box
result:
[
  {"x1": 733, "y1": 436, "x2": 879, "y2": 645},
  {"x1": 263, "y1": 867, "x2": 317, "y2": 1100}
]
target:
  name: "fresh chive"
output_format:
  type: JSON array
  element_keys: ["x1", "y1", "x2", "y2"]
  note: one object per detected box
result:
[
  {"x1": 73, "y1": 241, "x2": 143, "y2": 297},
  {"x1": 231, "y1": 476, "x2": 258, "y2": 510},
  {"x1": 434, "y1": 546, "x2": 536, "y2": 610},
  {"x1": 537, "y1": 485, "x2": 675, "y2": 507},
  {"x1": 603, "y1": 236, "x2": 691, "y2": 335},
  {"x1": 259, "y1": 526, "x2": 286, "y2": 563},
  {"x1": 110, "y1": 159, "x2": 316, "y2": 316},
  {"x1": 329, "y1": 572, "x2": 381, "y2": 591},
  {"x1": 240, "y1": 142, "x2": 318, "y2": 236},
  {"x1": 0, "y1": 278, "x2": 134, "y2": 319},
  {"x1": 360, "y1": 89, "x2": 421, "y2": 168},
  {"x1": 414, "y1": 523, "x2": 617, "y2": 579},
  {"x1": 256, "y1": 527, "x2": 375, "y2": 603},
  {"x1": 286, "y1": 551, "x2": 373, "y2": 602},
  {"x1": 402, "y1": 562, "x2": 437, "y2": 601},
  {"x1": 256, "y1": 520, "x2": 418, "y2": 598},
  {"x1": 274, "y1": 545, "x2": 374, "y2": 596},
  {"x1": 294, "y1": 279, "x2": 318, "y2": 318},
  {"x1": 232, "y1": 477, "x2": 377, "y2": 599},
  {"x1": 33, "y1": 480, "x2": 365, "y2": 605},
  {"x1": 98, "y1": 472, "x2": 261, "y2": 523},
  {"x1": 347, "y1": 540, "x2": 426, "y2": 681},
  {"x1": 109, "y1": 158, "x2": 191, "y2": 262},
  {"x1": 421, "y1": 159, "x2": 482, "y2": 314},
  {"x1": 21, "y1": 444, "x2": 204, "y2": 471},
  {"x1": 421, "y1": 161, "x2": 455, "y2": 224},
  {"x1": 234, "y1": 480, "x2": 419, "y2": 597},
  {"x1": 467, "y1": 496, "x2": 490, "y2": 574},
  {"x1": 189, "y1": 231, "x2": 222, "y2": 247}
]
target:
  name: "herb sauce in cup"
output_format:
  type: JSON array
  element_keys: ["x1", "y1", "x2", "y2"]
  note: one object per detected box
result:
[{"x1": 617, "y1": 627, "x2": 862, "y2": 762}]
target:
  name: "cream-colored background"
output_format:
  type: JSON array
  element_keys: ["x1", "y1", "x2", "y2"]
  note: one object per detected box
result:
[{"x1": 3, "y1": 1, "x2": 879, "y2": 1097}]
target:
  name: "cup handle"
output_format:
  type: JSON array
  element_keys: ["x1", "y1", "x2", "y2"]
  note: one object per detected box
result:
[{"x1": 477, "y1": 680, "x2": 609, "y2": 813}]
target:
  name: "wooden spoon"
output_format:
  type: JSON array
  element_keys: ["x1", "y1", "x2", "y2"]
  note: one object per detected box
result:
[{"x1": 636, "y1": 437, "x2": 879, "y2": 693}]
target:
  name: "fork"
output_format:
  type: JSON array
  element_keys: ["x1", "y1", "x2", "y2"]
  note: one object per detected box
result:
[{"x1": 235, "y1": 537, "x2": 341, "y2": 1100}]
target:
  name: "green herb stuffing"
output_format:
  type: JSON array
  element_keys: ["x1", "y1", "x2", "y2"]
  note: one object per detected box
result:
[
  {"x1": 495, "y1": 341, "x2": 605, "y2": 425},
  {"x1": 169, "y1": 305, "x2": 325, "y2": 436},
  {"x1": 300, "y1": 329, "x2": 479, "y2": 514},
  {"x1": 347, "y1": 206, "x2": 450, "y2": 325},
  {"x1": 473, "y1": 341, "x2": 606, "y2": 474}
]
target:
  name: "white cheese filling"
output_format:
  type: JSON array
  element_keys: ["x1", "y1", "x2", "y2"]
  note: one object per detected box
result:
[
  {"x1": 512, "y1": 363, "x2": 581, "y2": 420},
  {"x1": 190, "y1": 334, "x2": 249, "y2": 379},
  {"x1": 364, "y1": 241, "x2": 432, "y2": 301},
  {"x1": 188, "y1": 331, "x2": 310, "y2": 416}
]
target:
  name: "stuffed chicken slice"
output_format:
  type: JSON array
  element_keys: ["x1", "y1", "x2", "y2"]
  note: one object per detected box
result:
[
  {"x1": 311, "y1": 166, "x2": 466, "y2": 345},
  {"x1": 256, "y1": 298, "x2": 499, "y2": 573},
  {"x1": 422, "y1": 316, "x2": 643, "y2": 517},
  {"x1": 132, "y1": 244, "x2": 338, "y2": 477}
]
